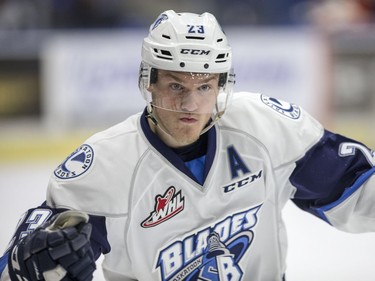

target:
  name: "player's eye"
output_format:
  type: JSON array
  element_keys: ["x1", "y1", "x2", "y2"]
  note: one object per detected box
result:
[
  {"x1": 170, "y1": 83, "x2": 184, "y2": 92},
  {"x1": 198, "y1": 84, "x2": 211, "y2": 92}
]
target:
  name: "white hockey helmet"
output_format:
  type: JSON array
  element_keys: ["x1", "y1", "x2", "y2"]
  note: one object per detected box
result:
[
  {"x1": 141, "y1": 10, "x2": 232, "y2": 73},
  {"x1": 139, "y1": 10, "x2": 235, "y2": 131}
]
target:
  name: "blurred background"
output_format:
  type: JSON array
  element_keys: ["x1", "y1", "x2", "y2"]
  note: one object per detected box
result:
[{"x1": 1, "y1": 0, "x2": 375, "y2": 280}]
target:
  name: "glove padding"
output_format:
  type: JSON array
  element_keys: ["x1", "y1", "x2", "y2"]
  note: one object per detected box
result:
[{"x1": 9, "y1": 210, "x2": 96, "y2": 281}]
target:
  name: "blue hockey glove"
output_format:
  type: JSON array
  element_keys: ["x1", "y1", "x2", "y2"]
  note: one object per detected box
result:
[{"x1": 8, "y1": 210, "x2": 96, "y2": 281}]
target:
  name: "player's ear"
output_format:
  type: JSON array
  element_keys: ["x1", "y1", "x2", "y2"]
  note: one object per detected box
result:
[{"x1": 147, "y1": 83, "x2": 155, "y2": 92}]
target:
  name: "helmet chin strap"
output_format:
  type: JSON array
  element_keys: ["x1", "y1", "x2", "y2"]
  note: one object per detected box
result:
[
  {"x1": 145, "y1": 104, "x2": 159, "y2": 126},
  {"x1": 145, "y1": 104, "x2": 174, "y2": 139},
  {"x1": 200, "y1": 108, "x2": 225, "y2": 135},
  {"x1": 145, "y1": 103, "x2": 224, "y2": 139}
]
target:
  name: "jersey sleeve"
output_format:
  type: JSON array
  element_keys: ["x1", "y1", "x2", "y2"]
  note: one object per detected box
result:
[
  {"x1": 228, "y1": 92, "x2": 375, "y2": 233},
  {"x1": 290, "y1": 130, "x2": 375, "y2": 233},
  {"x1": 44, "y1": 118, "x2": 143, "y2": 280}
]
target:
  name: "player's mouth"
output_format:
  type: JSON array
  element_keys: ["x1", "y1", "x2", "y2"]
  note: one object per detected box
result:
[{"x1": 179, "y1": 115, "x2": 198, "y2": 124}]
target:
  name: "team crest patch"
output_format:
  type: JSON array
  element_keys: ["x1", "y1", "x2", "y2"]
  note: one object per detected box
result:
[
  {"x1": 152, "y1": 13, "x2": 168, "y2": 30},
  {"x1": 54, "y1": 144, "x2": 94, "y2": 179},
  {"x1": 261, "y1": 94, "x2": 301, "y2": 119},
  {"x1": 141, "y1": 186, "x2": 185, "y2": 228}
]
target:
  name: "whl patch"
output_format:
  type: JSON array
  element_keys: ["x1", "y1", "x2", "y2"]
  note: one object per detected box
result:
[{"x1": 141, "y1": 186, "x2": 185, "y2": 228}]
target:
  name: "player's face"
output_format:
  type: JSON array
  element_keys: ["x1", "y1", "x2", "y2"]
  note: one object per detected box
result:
[{"x1": 148, "y1": 70, "x2": 219, "y2": 148}]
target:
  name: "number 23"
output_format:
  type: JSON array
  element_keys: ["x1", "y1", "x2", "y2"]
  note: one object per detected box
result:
[{"x1": 188, "y1": 25, "x2": 205, "y2": 34}]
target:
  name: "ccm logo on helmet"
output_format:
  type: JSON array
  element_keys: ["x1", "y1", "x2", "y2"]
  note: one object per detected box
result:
[{"x1": 180, "y1": 49, "x2": 211, "y2": 55}]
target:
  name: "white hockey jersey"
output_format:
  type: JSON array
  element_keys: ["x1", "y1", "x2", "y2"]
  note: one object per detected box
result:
[{"x1": 1, "y1": 92, "x2": 375, "y2": 281}]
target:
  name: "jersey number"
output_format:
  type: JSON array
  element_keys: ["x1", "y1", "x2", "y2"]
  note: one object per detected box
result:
[
  {"x1": 339, "y1": 142, "x2": 375, "y2": 166},
  {"x1": 6, "y1": 209, "x2": 52, "y2": 252}
]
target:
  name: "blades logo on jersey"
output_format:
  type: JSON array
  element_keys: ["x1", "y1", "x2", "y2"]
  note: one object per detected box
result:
[
  {"x1": 141, "y1": 186, "x2": 185, "y2": 228},
  {"x1": 155, "y1": 205, "x2": 262, "y2": 281},
  {"x1": 54, "y1": 144, "x2": 94, "y2": 179}
]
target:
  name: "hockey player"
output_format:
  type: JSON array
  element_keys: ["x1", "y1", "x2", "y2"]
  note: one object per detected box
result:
[{"x1": 1, "y1": 9, "x2": 375, "y2": 281}]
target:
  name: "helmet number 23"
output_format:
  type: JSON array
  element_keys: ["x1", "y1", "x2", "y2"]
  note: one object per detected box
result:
[{"x1": 188, "y1": 25, "x2": 205, "y2": 34}]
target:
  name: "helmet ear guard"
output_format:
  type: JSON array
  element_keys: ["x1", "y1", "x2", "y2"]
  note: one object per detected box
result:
[
  {"x1": 138, "y1": 61, "x2": 152, "y2": 104},
  {"x1": 218, "y1": 73, "x2": 227, "y2": 88},
  {"x1": 150, "y1": 68, "x2": 158, "y2": 84}
]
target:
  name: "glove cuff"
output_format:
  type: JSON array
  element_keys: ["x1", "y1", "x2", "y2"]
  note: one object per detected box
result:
[{"x1": 8, "y1": 239, "x2": 32, "y2": 281}]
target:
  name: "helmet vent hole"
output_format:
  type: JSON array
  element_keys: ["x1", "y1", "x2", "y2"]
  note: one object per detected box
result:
[
  {"x1": 153, "y1": 48, "x2": 173, "y2": 60},
  {"x1": 215, "y1": 53, "x2": 228, "y2": 63},
  {"x1": 161, "y1": 50, "x2": 172, "y2": 56},
  {"x1": 185, "y1": 36, "x2": 204, "y2": 40},
  {"x1": 217, "y1": 38, "x2": 223, "y2": 42},
  {"x1": 162, "y1": 34, "x2": 171, "y2": 39}
]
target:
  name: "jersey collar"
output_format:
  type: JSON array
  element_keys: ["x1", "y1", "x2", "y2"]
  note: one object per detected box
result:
[{"x1": 140, "y1": 108, "x2": 217, "y2": 185}]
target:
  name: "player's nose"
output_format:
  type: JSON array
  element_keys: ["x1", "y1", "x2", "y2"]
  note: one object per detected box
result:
[{"x1": 180, "y1": 91, "x2": 199, "y2": 112}]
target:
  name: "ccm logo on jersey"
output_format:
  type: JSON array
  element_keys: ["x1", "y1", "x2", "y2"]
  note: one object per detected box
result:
[
  {"x1": 222, "y1": 170, "x2": 263, "y2": 193},
  {"x1": 141, "y1": 186, "x2": 185, "y2": 228}
]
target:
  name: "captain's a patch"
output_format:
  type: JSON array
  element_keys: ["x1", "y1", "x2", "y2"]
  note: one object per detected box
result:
[
  {"x1": 54, "y1": 144, "x2": 94, "y2": 179},
  {"x1": 261, "y1": 95, "x2": 301, "y2": 119}
]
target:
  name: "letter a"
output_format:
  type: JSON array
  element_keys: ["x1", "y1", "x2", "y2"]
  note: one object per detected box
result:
[{"x1": 227, "y1": 145, "x2": 250, "y2": 179}]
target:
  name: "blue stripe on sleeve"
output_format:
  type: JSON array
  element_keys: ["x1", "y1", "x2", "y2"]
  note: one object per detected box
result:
[
  {"x1": 0, "y1": 253, "x2": 9, "y2": 276},
  {"x1": 314, "y1": 167, "x2": 375, "y2": 223}
]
